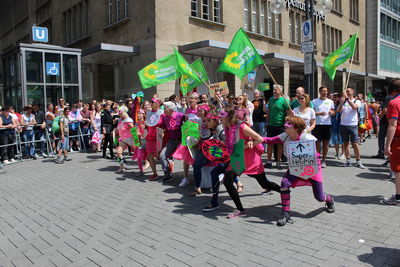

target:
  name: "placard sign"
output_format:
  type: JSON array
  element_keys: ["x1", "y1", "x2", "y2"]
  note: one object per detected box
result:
[
  {"x1": 156, "y1": 127, "x2": 163, "y2": 152},
  {"x1": 286, "y1": 140, "x2": 318, "y2": 179},
  {"x1": 209, "y1": 81, "x2": 229, "y2": 95}
]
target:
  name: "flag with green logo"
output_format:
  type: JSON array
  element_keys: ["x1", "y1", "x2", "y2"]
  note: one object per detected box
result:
[
  {"x1": 217, "y1": 28, "x2": 264, "y2": 79},
  {"x1": 323, "y1": 33, "x2": 358, "y2": 81},
  {"x1": 174, "y1": 48, "x2": 201, "y2": 85},
  {"x1": 181, "y1": 120, "x2": 200, "y2": 147},
  {"x1": 180, "y1": 58, "x2": 209, "y2": 95},
  {"x1": 138, "y1": 53, "x2": 180, "y2": 89}
]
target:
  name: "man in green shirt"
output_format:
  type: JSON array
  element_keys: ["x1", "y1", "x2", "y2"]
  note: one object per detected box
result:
[
  {"x1": 291, "y1": 86, "x2": 314, "y2": 109},
  {"x1": 266, "y1": 84, "x2": 292, "y2": 169}
]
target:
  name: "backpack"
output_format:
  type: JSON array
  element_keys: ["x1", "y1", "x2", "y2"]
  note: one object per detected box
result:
[{"x1": 51, "y1": 116, "x2": 61, "y2": 133}]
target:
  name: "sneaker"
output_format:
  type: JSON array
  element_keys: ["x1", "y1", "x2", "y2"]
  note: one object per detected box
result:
[
  {"x1": 136, "y1": 171, "x2": 144, "y2": 177},
  {"x1": 325, "y1": 196, "x2": 335, "y2": 213},
  {"x1": 179, "y1": 177, "x2": 189, "y2": 187},
  {"x1": 64, "y1": 157, "x2": 72, "y2": 161},
  {"x1": 382, "y1": 160, "x2": 389, "y2": 167},
  {"x1": 42, "y1": 153, "x2": 48, "y2": 158},
  {"x1": 226, "y1": 210, "x2": 247, "y2": 219},
  {"x1": 3, "y1": 160, "x2": 10, "y2": 164},
  {"x1": 32, "y1": 154, "x2": 38, "y2": 160},
  {"x1": 261, "y1": 189, "x2": 273, "y2": 195},
  {"x1": 264, "y1": 162, "x2": 273, "y2": 169},
  {"x1": 149, "y1": 173, "x2": 159, "y2": 181},
  {"x1": 355, "y1": 161, "x2": 365, "y2": 169},
  {"x1": 277, "y1": 211, "x2": 293, "y2": 226},
  {"x1": 202, "y1": 204, "x2": 220, "y2": 212},
  {"x1": 321, "y1": 161, "x2": 327, "y2": 168},
  {"x1": 55, "y1": 158, "x2": 64, "y2": 164},
  {"x1": 382, "y1": 195, "x2": 400, "y2": 205},
  {"x1": 167, "y1": 161, "x2": 174, "y2": 173},
  {"x1": 162, "y1": 175, "x2": 173, "y2": 183},
  {"x1": 389, "y1": 170, "x2": 395, "y2": 180},
  {"x1": 338, "y1": 154, "x2": 346, "y2": 160},
  {"x1": 341, "y1": 161, "x2": 351, "y2": 167},
  {"x1": 9, "y1": 159, "x2": 16, "y2": 163}
]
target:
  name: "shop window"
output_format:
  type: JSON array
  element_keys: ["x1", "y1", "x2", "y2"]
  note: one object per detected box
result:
[
  {"x1": 191, "y1": 0, "x2": 222, "y2": 23},
  {"x1": 63, "y1": 54, "x2": 79, "y2": 84}
]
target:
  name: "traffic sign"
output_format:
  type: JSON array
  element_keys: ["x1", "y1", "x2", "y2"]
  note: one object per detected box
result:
[
  {"x1": 32, "y1": 26, "x2": 48, "y2": 43},
  {"x1": 304, "y1": 53, "x2": 312, "y2": 75},
  {"x1": 46, "y1": 62, "x2": 60, "y2": 76},
  {"x1": 301, "y1": 41, "x2": 314, "y2": 53},
  {"x1": 302, "y1": 20, "x2": 312, "y2": 42}
]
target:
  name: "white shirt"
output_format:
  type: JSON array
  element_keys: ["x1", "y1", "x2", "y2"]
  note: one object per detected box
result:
[
  {"x1": 340, "y1": 99, "x2": 361, "y2": 126},
  {"x1": 312, "y1": 98, "x2": 334, "y2": 125},
  {"x1": 293, "y1": 107, "x2": 316, "y2": 130}
]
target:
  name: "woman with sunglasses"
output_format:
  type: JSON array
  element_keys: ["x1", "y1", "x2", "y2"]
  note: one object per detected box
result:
[
  {"x1": 262, "y1": 115, "x2": 335, "y2": 226},
  {"x1": 220, "y1": 107, "x2": 281, "y2": 219},
  {"x1": 292, "y1": 93, "x2": 316, "y2": 133}
]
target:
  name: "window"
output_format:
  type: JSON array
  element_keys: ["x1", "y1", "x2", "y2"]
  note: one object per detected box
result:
[
  {"x1": 353, "y1": 35, "x2": 359, "y2": 61},
  {"x1": 107, "y1": 0, "x2": 129, "y2": 25},
  {"x1": 380, "y1": 13, "x2": 400, "y2": 45},
  {"x1": 243, "y1": 0, "x2": 281, "y2": 39},
  {"x1": 15, "y1": 0, "x2": 29, "y2": 23},
  {"x1": 322, "y1": 24, "x2": 342, "y2": 53},
  {"x1": 332, "y1": 0, "x2": 342, "y2": 13},
  {"x1": 289, "y1": 10, "x2": 305, "y2": 45},
  {"x1": 63, "y1": 0, "x2": 89, "y2": 44},
  {"x1": 350, "y1": 0, "x2": 359, "y2": 22},
  {"x1": 191, "y1": 0, "x2": 223, "y2": 23}
]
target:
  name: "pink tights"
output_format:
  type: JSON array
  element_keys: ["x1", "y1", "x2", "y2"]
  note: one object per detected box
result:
[{"x1": 136, "y1": 148, "x2": 147, "y2": 172}]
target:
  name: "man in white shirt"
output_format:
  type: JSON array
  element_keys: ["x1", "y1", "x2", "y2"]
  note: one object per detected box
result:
[
  {"x1": 337, "y1": 87, "x2": 365, "y2": 168},
  {"x1": 312, "y1": 87, "x2": 335, "y2": 168}
]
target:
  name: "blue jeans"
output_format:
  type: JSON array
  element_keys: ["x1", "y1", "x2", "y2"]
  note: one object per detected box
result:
[
  {"x1": 34, "y1": 129, "x2": 46, "y2": 155},
  {"x1": 252, "y1": 121, "x2": 266, "y2": 137},
  {"x1": 23, "y1": 130, "x2": 36, "y2": 156}
]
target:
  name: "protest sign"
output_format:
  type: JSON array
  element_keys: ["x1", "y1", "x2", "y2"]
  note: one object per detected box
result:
[
  {"x1": 209, "y1": 81, "x2": 229, "y2": 95},
  {"x1": 257, "y1": 83, "x2": 270, "y2": 91},
  {"x1": 181, "y1": 120, "x2": 200, "y2": 147},
  {"x1": 286, "y1": 140, "x2": 318, "y2": 179}
]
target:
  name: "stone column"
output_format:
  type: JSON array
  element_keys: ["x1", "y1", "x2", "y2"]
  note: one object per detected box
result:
[
  {"x1": 342, "y1": 70, "x2": 347, "y2": 90},
  {"x1": 235, "y1": 75, "x2": 241, "y2": 97},
  {"x1": 114, "y1": 65, "x2": 120, "y2": 99},
  {"x1": 317, "y1": 66, "x2": 322, "y2": 91},
  {"x1": 283, "y1": 60, "x2": 290, "y2": 97}
]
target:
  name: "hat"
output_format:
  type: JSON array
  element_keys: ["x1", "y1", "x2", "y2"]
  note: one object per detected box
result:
[
  {"x1": 163, "y1": 101, "x2": 176, "y2": 110},
  {"x1": 118, "y1": 99, "x2": 124, "y2": 103},
  {"x1": 206, "y1": 112, "x2": 219, "y2": 120},
  {"x1": 151, "y1": 98, "x2": 161, "y2": 105},
  {"x1": 198, "y1": 103, "x2": 210, "y2": 112}
]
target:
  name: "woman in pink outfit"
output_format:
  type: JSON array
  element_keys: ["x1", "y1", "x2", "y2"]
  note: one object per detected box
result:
[{"x1": 115, "y1": 111, "x2": 135, "y2": 172}]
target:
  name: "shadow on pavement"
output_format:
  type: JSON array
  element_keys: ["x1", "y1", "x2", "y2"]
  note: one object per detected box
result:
[
  {"x1": 358, "y1": 247, "x2": 400, "y2": 266},
  {"x1": 356, "y1": 172, "x2": 390, "y2": 180},
  {"x1": 334, "y1": 194, "x2": 384, "y2": 205},
  {"x1": 368, "y1": 167, "x2": 389, "y2": 173}
]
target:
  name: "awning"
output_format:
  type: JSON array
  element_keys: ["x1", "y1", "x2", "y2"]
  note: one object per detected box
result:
[
  {"x1": 367, "y1": 73, "x2": 386, "y2": 80},
  {"x1": 82, "y1": 43, "x2": 139, "y2": 64},
  {"x1": 178, "y1": 40, "x2": 265, "y2": 59}
]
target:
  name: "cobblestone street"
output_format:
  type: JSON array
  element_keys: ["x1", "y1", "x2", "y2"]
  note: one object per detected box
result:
[{"x1": 0, "y1": 139, "x2": 399, "y2": 266}]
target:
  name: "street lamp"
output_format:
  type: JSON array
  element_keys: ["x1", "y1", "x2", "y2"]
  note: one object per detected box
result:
[{"x1": 270, "y1": 0, "x2": 333, "y2": 100}]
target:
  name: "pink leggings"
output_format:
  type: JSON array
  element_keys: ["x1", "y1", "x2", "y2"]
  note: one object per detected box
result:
[{"x1": 136, "y1": 148, "x2": 147, "y2": 172}]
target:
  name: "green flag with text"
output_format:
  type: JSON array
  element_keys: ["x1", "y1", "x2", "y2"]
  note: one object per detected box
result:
[
  {"x1": 217, "y1": 28, "x2": 264, "y2": 79},
  {"x1": 180, "y1": 59, "x2": 209, "y2": 95},
  {"x1": 323, "y1": 33, "x2": 358, "y2": 81},
  {"x1": 138, "y1": 54, "x2": 180, "y2": 89}
]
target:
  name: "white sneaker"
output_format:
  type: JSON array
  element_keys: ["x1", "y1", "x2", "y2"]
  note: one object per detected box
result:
[
  {"x1": 179, "y1": 177, "x2": 189, "y2": 187},
  {"x1": 321, "y1": 161, "x2": 327, "y2": 168},
  {"x1": 3, "y1": 160, "x2": 10, "y2": 164},
  {"x1": 338, "y1": 154, "x2": 346, "y2": 160},
  {"x1": 356, "y1": 161, "x2": 365, "y2": 169},
  {"x1": 9, "y1": 159, "x2": 16, "y2": 163}
]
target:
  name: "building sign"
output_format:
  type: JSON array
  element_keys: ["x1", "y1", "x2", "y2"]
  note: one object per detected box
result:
[
  {"x1": 46, "y1": 62, "x2": 60, "y2": 76},
  {"x1": 32, "y1": 26, "x2": 49, "y2": 43},
  {"x1": 286, "y1": 0, "x2": 326, "y2": 21}
]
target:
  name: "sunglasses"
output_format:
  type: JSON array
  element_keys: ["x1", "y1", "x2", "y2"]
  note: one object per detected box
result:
[
  {"x1": 284, "y1": 122, "x2": 295, "y2": 128},
  {"x1": 298, "y1": 97, "x2": 305, "y2": 100}
]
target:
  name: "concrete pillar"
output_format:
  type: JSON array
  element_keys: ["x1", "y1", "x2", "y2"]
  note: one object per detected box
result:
[
  {"x1": 114, "y1": 65, "x2": 120, "y2": 98},
  {"x1": 317, "y1": 66, "x2": 322, "y2": 90},
  {"x1": 283, "y1": 60, "x2": 290, "y2": 97},
  {"x1": 235, "y1": 75, "x2": 241, "y2": 96},
  {"x1": 342, "y1": 70, "x2": 347, "y2": 90}
]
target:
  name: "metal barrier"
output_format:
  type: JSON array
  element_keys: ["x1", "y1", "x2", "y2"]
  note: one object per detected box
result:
[{"x1": 0, "y1": 122, "x2": 92, "y2": 167}]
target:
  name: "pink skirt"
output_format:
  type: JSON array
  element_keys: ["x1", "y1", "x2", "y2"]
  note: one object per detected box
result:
[
  {"x1": 173, "y1": 144, "x2": 194, "y2": 165},
  {"x1": 146, "y1": 140, "x2": 157, "y2": 154}
]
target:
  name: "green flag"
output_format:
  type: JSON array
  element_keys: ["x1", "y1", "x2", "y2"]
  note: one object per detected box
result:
[
  {"x1": 174, "y1": 48, "x2": 201, "y2": 84},
  {"x1": 180, "y1": 59, "x2": 209, "y2": 95},
  {"x1": 181, "y1": 120, "x2": 200, "y2": 147},
  {"x1": 138, "y1": 54, "x2": 180, "y2": 89},
  {"x1": 323, "y1": 33, "x2": 358, "y2": 81},
  {"x1": 217, "y1": 28, "x2": 264, "y2": 79},
  {"x1": 230, "y1": 139, "x2": 245, "y2": 175}
]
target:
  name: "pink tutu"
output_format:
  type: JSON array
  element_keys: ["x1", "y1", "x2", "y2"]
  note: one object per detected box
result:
[{"x1": 173, "y1": 144, "x2": 194, "y2": 165}]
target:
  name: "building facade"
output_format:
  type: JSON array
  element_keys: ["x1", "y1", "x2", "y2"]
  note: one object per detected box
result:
[
  {"x1": 0, "y1": 0, "x2": 367, "y2": 107},
  {"x1": 366, "y1": 0, "x2": 400, "y2": 97}
]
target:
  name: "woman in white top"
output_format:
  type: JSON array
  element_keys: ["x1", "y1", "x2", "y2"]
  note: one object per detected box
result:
[
  {"x1": 20, "y1": 106, "x2": 37, "y2": 159},
  {"x1": 90, "y1": 103, "x2": 102, "y2": 152},
  {"x1": 293, "y1": 93, "x2": 316, "y2": 133}
]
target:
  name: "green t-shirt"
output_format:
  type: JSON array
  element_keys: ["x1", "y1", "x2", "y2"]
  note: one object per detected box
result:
[
  {"x1": 268, "y1": 97, "x2": 290, "y2": 126},
  {"x1": 290, "y1": 98, "x2": 314, "y2": 109}
]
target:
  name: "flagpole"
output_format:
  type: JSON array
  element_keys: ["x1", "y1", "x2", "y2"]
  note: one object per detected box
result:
[
  {"x1": 344, "y1": 50, "x2": 356, "y2": 91},
  {"x1": 192, "y1": 69, "x2": 225, "y2": 108},
  {"x1": 263, "y1": 63, "x2": 278, "y2": 86}
]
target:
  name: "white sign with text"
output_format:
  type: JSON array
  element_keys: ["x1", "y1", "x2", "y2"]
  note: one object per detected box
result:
[{"x1": 286, "y1": 140, "x2": 318, "y2": 179}]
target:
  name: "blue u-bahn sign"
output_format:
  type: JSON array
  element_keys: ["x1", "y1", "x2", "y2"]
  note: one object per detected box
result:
[{"x1": 32, "y1": 26, "x2": 48, "y2": 43}]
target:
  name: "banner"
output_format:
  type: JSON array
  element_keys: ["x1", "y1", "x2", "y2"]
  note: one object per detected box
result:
[
  {"x1": 257, "y1": 83, "x2": 270, "y2": 91},
  {"x1": 130, "y1": 127, "x2": 140, "y2": 147},
  {"x1": 209, "y1": 81, "x2": 229, "y2": 96},
  {"x1": 286, "y1": 140, "x2": 318, "y2": 179},
  {"x1": 230, "y1": 139, "x2": 245, "y2": 175},
  {"x1": 217, "y1": 28, "x2": 264, "y2": 79},
  {"x1": 181, "y1": 120, "x2": 200, "y2": 147},
  {"x1": 138, "y1": 54, "x2": 180, "y2": 89},
  {"x1": 323, "y1": 33, "x2": 358, "y2": 81}
]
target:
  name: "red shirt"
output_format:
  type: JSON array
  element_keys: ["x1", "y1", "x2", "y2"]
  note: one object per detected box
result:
[{"x1": 386, "y1": 95, "x2": 400, "y2": 136}]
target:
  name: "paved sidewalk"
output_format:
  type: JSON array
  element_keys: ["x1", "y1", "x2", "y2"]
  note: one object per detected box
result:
[{"x1": 0, "y1": 138, "x2": 399, "y2": 266}]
